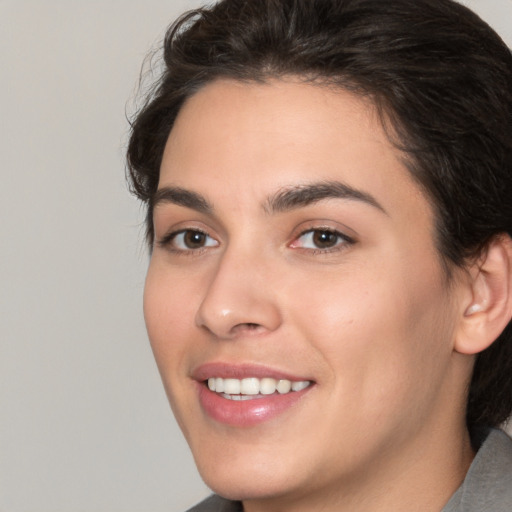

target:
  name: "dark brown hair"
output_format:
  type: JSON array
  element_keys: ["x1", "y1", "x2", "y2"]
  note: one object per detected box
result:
[{"x1": 127, "y1": 0, "x2": 512, "y2": 427}]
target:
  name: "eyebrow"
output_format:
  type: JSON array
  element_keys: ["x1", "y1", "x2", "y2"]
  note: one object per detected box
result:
[
  {"x1": 265, "y1": 181, "x2": 387, "y2": 215},
  {"x1": 152, "y1": 180, "x2": 386, "y2": 216},
  {"x1": 152, "y1": 186, "x2": 213, "y2": 214}
]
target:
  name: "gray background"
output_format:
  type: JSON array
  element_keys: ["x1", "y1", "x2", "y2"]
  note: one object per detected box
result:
[{"x1": 1, "y1": 1, "x2": 511, "y2": 511}]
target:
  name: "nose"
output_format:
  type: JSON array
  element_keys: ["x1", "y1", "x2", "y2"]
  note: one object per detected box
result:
[{"x1": 195, "y1": 247, "x2": 282, "y2": 339}]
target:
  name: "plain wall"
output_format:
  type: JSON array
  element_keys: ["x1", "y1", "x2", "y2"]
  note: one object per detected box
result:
[{"x1": 1, "y1": 1, "x2": 511, "y2": 511}]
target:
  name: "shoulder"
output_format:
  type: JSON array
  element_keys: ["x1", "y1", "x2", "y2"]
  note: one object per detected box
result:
[
  {"x1": 186, "y1": 494, "x2": 242, "y2": 512},
  {"x1": 443, "y1": 428, "x2": 512, "y2": 512}
]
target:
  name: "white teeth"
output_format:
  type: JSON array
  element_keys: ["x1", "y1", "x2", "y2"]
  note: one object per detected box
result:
[
  {"x1": 207, "y1": 377, "x2": 311, "y2": 396},
  {"x1": 222, "y1": 393, "x2": 254, "y2": 401},
  {"x1": 223, "y1": 378, "x2": 241, "y2": 394},
  {"x1": 291, "y1": 380, "x2": 310, "y2": 392},
  {"x1": 260, "y1": 378, "x2": 277, "y2": 395},
  {"x1": 240, "y1": 378, "x2": 260, "y2": 395},
  {"x1": 215, "y1": 377, "x2": 224, "y2": 393},
  {"x1": 276, "y1": 379, "x2": 292, "y2": 394}
]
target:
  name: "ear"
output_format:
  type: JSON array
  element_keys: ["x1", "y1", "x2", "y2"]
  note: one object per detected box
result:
[{"x1": 455, "y1": 234, "x2": 512, "y2": 355}]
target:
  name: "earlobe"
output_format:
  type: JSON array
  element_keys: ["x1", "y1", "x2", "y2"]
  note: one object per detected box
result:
[{"x1": 455, "y1": 234, "x2": 512, "y2": 355}]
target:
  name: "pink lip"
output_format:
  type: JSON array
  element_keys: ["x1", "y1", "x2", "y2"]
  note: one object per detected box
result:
[
  {"x1": 193, "y1": 362, "x2": 310, "y2": 381},
  {"x1": 193, "y1": 362, "x2": 314, "y2": 427}
]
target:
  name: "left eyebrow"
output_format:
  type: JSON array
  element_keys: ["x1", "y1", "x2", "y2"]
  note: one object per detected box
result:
[{"x1": 264, "y1": 181, "x2": 387, "y2": 215}]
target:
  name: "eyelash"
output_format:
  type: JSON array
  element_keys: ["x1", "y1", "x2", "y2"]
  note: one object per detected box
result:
[
  {"x1": 290, "y1": 228, "x2": 355, "y2": 254},
  {"x1": 157, "y1": 229, "x2": 219, "y2": 255},
  {"x1": 156, "y1": 227, "x2": 355, "y2": 255}
]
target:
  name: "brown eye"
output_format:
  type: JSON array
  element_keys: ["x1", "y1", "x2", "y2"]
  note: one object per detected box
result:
[
  {"x1": 290, "y1": 228, "x2": 354, "y2": 252},
  {"x1": 183, "y1": 230, "x2": 208, "y2": 248},
  {"x1": 312, "y1": 230, "x2": 339, "y2": 248},
  {"x1": 165, "y1": 230, "x2": 219, "y2": 251}
]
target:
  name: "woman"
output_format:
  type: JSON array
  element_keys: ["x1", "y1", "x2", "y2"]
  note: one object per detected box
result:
[{"x1": 126, "y1": 0, "x2": 512, "y2": 510}]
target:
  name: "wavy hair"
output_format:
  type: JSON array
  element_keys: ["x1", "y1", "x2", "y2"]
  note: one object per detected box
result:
[{"x1": 127, "y1": 0, "x2": 512, "y2": 427}]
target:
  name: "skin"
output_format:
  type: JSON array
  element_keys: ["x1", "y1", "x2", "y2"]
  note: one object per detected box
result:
[{"x1": 144, "y1": 78, "x2": 476, "y2": 512}]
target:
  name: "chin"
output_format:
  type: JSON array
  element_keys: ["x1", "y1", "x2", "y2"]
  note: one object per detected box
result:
[
  {"x1": 192, "y1": 445, "x2": 302, "y2": 502},
  {"x1": 201, "y1": 473, "x2": 292, "y2": 503}
]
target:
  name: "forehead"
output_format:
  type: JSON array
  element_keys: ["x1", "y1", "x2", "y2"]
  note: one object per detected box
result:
[{"x1": 159, "y1": 78, "x2": 430, "y2": 222}]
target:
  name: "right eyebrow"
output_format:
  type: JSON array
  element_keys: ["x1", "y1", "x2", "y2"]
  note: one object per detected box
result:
[
  {"x1": 264, "y1": 180, "x2": 387, "y2": 215},
  {"x1": 151, "y1": 186, "x2": 213, "y2": 214}
]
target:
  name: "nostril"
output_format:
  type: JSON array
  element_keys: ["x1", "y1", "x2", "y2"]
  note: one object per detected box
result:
[{"x1": 231, "y1": 322, "x2": 264, "y2": 335}]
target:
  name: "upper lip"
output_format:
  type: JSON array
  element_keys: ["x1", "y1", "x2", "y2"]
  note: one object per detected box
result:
[{"x1": 192, "y1": 361, "x2": 313, "y2": 382}]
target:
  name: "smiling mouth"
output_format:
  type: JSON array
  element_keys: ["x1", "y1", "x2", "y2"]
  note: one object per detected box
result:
[{"x1": 207, "y1": 377, "x2": 311, "y2": 400}]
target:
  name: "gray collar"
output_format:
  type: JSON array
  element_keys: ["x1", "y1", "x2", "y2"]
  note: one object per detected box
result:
[{"x1": 442, "y1": 428, "x2": 512, "y2": 512}]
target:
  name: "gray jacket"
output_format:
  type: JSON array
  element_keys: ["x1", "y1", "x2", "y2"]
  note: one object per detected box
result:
[{"x1": 187, "y1": 428, "x2": 512, "y2": 512}]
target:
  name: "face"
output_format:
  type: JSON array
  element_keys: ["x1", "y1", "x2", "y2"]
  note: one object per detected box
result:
[{"x1": 144, "y1": 79, "x2": 467, "y2": 508}]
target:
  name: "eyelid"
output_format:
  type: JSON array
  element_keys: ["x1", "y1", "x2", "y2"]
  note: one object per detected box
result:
[
  {"x1": 152, "y1": 208, "x2": 222, "y2": 243},
  {"x1": 156, "y1": 226, "x2": 220, "y2": 253},
  {"x1": 289, "y1": 224, "x2": 356, "y2": 253}
]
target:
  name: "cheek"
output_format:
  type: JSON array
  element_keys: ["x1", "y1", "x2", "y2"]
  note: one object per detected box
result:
[
  {"x1": 143, "y1": 263, "x2": 197, "y2": 373},
  {"x1": 287, "y1": 259, "x2": 455, "y2": 408},
  {"x1": 143, "y1": 263, "x2": 205, "y2": 435}
]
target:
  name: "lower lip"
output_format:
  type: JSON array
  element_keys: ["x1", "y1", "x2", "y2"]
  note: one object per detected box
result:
[{"x1": 197, "y1": 382, "x2": 312, "y2": 427}]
